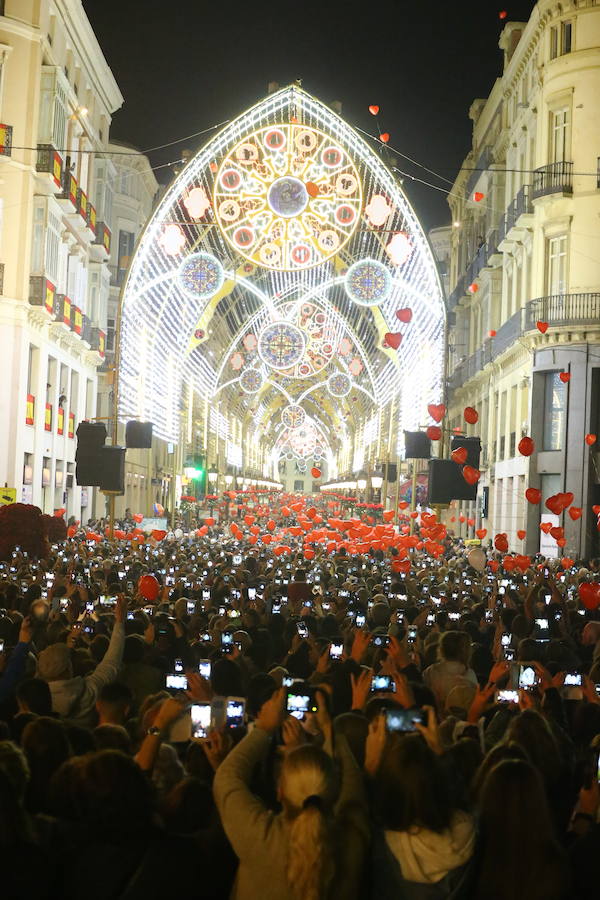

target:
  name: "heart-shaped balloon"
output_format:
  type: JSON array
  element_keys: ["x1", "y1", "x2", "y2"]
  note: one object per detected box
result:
[
  {"x1": 593, "y1": 505, "x2": 600, "y2": 515},
  {"x1": 476, "y1": 528, "x2": 487, "y2": 540},
  {"x1": 369, "y1": 105, "x2": 380, "y2": 115},
  {"x1": 463, "y1": 465, "x2": 481, "y2": 485},
  {"x1": 384, "y1": 331, "x2": 403, "y2": 349},
  {"x1": 518, "y1": 436, "x2": 535, "y2": 456},
  {"x1": 545, "y1": 494, "x2": 563, "y2": 516},
  {"x1": 427, "y1": 425, "x2": 442, "y2": 441},
  {"x1": 579, "y1": 582, "x2": 600, "y2": 610},
  {"x1": 585, "y1": 434, "x2": 597, "y2": 446},
  {"x1": 395, "y1": 307, "x2": 413, "y2": 323},
  {"x1": 540, "y1": 522, "x2": 553, "y2": 534},
  {"x1": 379, "y1": 132, "x2": 390, "y2": 143},
  {"x1": 494, "y1": 533, "x2": 509, "y2": 553},
  {"x1": 459, "y1": 515, "x2": 466, "y2": 523},
  {"x1": 398, "y1": 500, "x2": 409, "y2": 509},
  {"x1": 488, "y1": 330, "x2": 497, "y2": 337},
  {"x1": 488, "y1": 560, "x2": 499, "y2": 573},
  {"x1": 514, "y1": 555, "x2": 531, "y2": 572},
  {"x1": 427, "y1": 403, "x2": 446, "y2": 423},
  {"x1": 464, "y1": 406, "x2": 479, "y2": 424},
  {"x1": 568, "y1": 506, "x2": 582, "y2": 521},
  {"x1": 311, "y1": 467, "x2": 321, "y2": 478},
  {"x1": 561, "y1": 557, "x2": 574, "y2": 569},
  {"x1": 536, "y1": 321, "x2": 549, "y2": 334},
  {"x1": 550, "y1": 526, "x2": 564, "y2": 541},
  {"x1": 467, "y1": 518, "x2": 475, "y2": 527},
  {"x1": 517, "y1": 529, "x2": 526, "y2": 540},
  {"x1": 525, "y1": 488, "x2": 541, "y2": 504},
  {"x1": 474, "y1": 191, "x2": 484, "y2": 202},
  {"x1": 557, "y1": 537, "x2": 567, "y2": 547},
  {"x1": 559, "y1": 372, "x2": 571, "y2": 383},
  {"x1": 451, "y1": 447, "x2": 468, "y2": 464}
]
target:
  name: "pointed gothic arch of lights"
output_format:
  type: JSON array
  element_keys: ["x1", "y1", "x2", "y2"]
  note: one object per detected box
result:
[{"x1": 118, "y1": 85, "x2": 446, "y2": 468}]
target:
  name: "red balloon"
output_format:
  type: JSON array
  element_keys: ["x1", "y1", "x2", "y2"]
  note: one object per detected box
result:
[
  {"x1": 368, "y1": 104, "x2": 380, "y2": 115},
  {"x1": 281, "y1": 506, "x2": 291, "y2": 517},
  {"x1": 579, "y1": 582, "x2": 600, "y2": 610},
  {"x1": 151, "y1": 530, "x2": 167, "y2": 541},
  {"x1": 205, "y1": 517, "x2": 215, "y2": 527},
  {"x1": 395, "y1": 307, "x2": 413, "y2": 323},
  {"x1": 379, "y1": 132, "x2": 390, "y2": 143},
  {"x1": 517, "y1": 529, "x2": 527, "y2": 540},
  {"x1": 139, "y1": 574, "x2": 160, "y2": 601},
  {"x1": 311, "y1": 467, "x2": 322, "y2": 479},
  {"x1": 427, "y1": 403, "x2": 446, "y2": 423},
  {"x1": 244, "y1": 514, "x2": 255, "y2": 526},
  {"x1": 451, "y1": 447, "x2": 468, "y2": 465},
  {"x1": 559, "y1": 372, "x2": 571, "y2": 383},
  {"x1": 133, "y1": 513, "x2": 144, "y2": 523},
  {"x1": 568, "y1": 507, "x2": 582, "y2": 521},
  {"x1": 518, "y1": 436, "x2": 535, "y2": 456},
  {"x1": 426, "y1": 425, "x2": 441, "y2": 441},
  {"x1": 384, "y1": 331, "x2": 403, "y2": 350},
  {"x1": 494, "y1": 533, "x2": 509, "y2": 553},
  {"x1": 476, "y1": 528, "x2": 487, "y2": 539},
  {"x1": 303, "y1": 548, "x2": 315, "y2": 560},
  {"x1": 463, "y1": 406, "x2": 479, "y2": 425},
  {"x1": 585, "y1": 434, "x2": 597, "y2": 446},
  {"x1": 525, "y1": 487, "x2": 541, "y2": 504},
  {"x1": 383, "y1": 510, "x2": 395, "y2": 522},
  {"x1": 488, "y1": 330, "x2": 497, "y2": 337},
  {"x1": 67, "y1": 525, "x2": 77, "y2": 538},
  {"x1": 266, "y1": 519, "x2": 276, "y2": 531},
  {"x1": 462, "y1": 465, "x2": 481, "y2": 486},
  {"x1": 536, "y1": 320, "x2": 549, "y2": 334}
]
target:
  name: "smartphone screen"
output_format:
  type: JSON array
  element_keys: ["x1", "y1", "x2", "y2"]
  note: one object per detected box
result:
[
  {"x1": 497, "y1": 689, "x2": 519, "y2": 704},
  {"x1": 286, "y1": 688, "x2": 316, "y2": 720},
  {"x1": 297, "y1": 622, "x2": 309, "y2": 638},
  {"x1": 166, "y1": 674, "x2": 188, "y2": 690},
  {"x1": 329, "y1": 642, "x2": 343, "y2": 660},
  {"x1": 386, "y1": 707, "x2": 426, "y2": 732},
  {"x1": 190, "y1": 703, "x2": 212, "y2": 739},
  {"x1": 199, "y1": 660, "x2": 211, "y2": 679},
  {"x1": 370, "y1": 674, "x2": 396, "y2": 693},
  {"x1": 519, "y1": 665, "x2": 538, "y2": 690},
  {"x1": 226, "y1": 697, "x2": 245, "y2": 728}
]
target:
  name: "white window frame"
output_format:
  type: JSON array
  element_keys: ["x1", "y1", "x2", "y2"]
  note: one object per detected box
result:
[{"x1": 546, "y1": 234, "x2": 568, "y2": 295}]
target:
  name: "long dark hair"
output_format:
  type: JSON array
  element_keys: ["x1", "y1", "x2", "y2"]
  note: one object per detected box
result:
[
  {"x1": 474, "y1": 759, "x2": 568, "y2": 900},
  {"x1": 374, "y1": 734, "x2": 452, "y2": 832}
]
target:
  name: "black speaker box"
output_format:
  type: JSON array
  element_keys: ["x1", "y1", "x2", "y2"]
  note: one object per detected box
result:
[
  {"x1": 126, "y1": 420, "x2": 153, "y2": 449},
  {"x1": 404, "y1": 431, "x2": 431, "y2": 459},
  {"x1": 450, "y1": 435, "x2": 481, "y2": 469},
  {"x1": 98, "y1": 446, "x2": 126, "y2": 493},
  {"x1": 428, "y1": 459, "x2": 477, "y2": 504},
  {"x1": 75, "y1": 421, "x2": 107, "y2": 458},
  {"x1": 385, "y1": 462, "x2": 397, "y2": 483},
  {"x1": 75, "y1": 457, "x2": 103, "y2": 487}
]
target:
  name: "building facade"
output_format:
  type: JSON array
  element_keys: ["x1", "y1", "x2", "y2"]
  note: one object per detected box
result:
[
  {"x1": 0, "y1": 0, "x2": 122, "y2": 520},
  {"x1": 444, "y1": 0, "x2": 600, "y2": 558},
  {"x1": 96, "y1": 142, "x2": 160, "y2": 520}
]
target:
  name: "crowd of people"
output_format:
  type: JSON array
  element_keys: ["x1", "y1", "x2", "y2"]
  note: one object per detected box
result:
[{"x1": 1, "y1": 494, "x2": 600, "y2": 899}]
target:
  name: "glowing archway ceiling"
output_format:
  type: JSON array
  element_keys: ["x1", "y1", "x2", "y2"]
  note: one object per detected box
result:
[{"x1": 119, "y1": 85, "x2": 446, "y2": 445}]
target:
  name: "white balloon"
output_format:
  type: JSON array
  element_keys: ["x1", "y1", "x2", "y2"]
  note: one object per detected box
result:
[
  {"x1": 174, "y1": 528, "x2": 183, "y2": 539},
  {"x1": 467, "y1": 547, "x2": 486, "y2": 573}
]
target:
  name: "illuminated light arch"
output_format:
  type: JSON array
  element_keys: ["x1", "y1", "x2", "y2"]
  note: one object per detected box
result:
[{"x1": 118, "y1": 85, "x2": 445, "y2": 448}]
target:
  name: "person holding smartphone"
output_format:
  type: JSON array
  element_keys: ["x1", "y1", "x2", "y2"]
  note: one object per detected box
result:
[{"x1": 213, "y1": 688, "x2": 369, "y2": 900}]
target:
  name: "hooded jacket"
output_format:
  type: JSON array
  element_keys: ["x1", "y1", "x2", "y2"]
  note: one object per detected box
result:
[
  {"x1": 384, "y1": 810, "x2": 475, "y2": 884},
  {"x1": 46, "y1": 623, "x2": 125, "y2": 727}
]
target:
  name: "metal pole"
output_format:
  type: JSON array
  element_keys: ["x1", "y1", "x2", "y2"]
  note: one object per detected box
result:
[
  {"x1": 170, "y1": 443, "x2": 176, "y2": 531},
  {"x1": 409, "y1": 460, "x2": 418, "y2": 535}
]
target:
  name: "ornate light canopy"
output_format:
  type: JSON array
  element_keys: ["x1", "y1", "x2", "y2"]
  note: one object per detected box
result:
[{"x1": 118, "y1": 85, "x2": 446, "y2": 464}]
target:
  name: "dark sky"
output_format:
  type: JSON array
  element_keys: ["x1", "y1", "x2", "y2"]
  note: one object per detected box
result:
[{"x1": 84, "y1": 0, "x2": 535, "y2": 230}]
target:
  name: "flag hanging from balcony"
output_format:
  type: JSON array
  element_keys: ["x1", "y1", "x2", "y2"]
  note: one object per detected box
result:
[
  {"x1": 45, "y1": 403, "x2": 52, "y2": 432},
  {"x1": 63, "y1": 296, "x2": 71, "y2": 325},
  {"x1": 26, "y1": 394, "x2": 35, "y2": 426},
  {"x1": 102, "y1": 225, "x2": 111, "y2": 254},
  {"x1": 45, "y1": 279, "x2": 55, "y2": 315},
  {"x1": 65, "y1": 173, "x2": 77, "y2": 206},
  {"x1": 0, "y1": 123, "x2": 13, "y2": 156},
  {"x1": 88, "y1": 205, "x2": 96, "y2": 234},
  {"x1": 52, "y1": 151, "x2": 63, "y2": 188},
  {"x1": 97, "y1": 330, "x2": 106, "y2": 357},
  {"x1": 72, "y1": 306, "x2": 82, "y2": 335},
  {"x1": 57, "y1": 406, "x2": 64, "y2": 435},
  {"x1": 68, "y1": 412, "x2": 75, "y2": 439}
]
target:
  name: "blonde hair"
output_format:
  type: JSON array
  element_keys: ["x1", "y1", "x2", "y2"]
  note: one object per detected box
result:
[{"x1": 280, "y1": 745, "x2": 338, "y2": 900}]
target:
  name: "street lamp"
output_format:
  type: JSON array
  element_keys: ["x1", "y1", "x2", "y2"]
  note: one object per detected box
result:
[
  {"x1": 207, "y1": 470, "x2": 218, "y2": 486},
  {"x1": 224, "y1": 474, "x2": 233, "y2": 486},
  {"x1": 356, "y1": 474, "x2": 367, "y2": 491},
  {"x1": 371, "y1": 474, "x2": 383, "y2": 490}
]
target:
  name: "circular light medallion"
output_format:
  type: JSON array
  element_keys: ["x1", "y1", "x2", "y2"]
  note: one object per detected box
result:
[
  {"x1": 178, "y1": 252, "x2": 225, "y2": 299},
  {"x1": 267, "y1": 176, "x2": 309, "y2": 218},
  {"x1": 327, "y1": 372, "x2": 352, "y2": 398},
  {"x1": 281, "y1": 404, "x2": 306, "y2": 429},
  {"x1": 345, "y1": 258, "x2": 392, "y2": 307},
  {"x1": 258, "y1": 321, "x2": 306, "y2": 371},
  {"x1": 213, "y1": 124, "x2": 362, "y2": 271},
  {"x1": 239, "y1": 368, "x2": 264, "y2": 394}
]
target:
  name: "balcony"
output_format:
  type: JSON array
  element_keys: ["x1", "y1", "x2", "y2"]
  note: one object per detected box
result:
[
  {"x1": 93, "y1": 222, "x2": 111, "y2": 257},
  {"x1": 498, "y1": 185, "x2": 534, "y2": 245},
  {"x1": 57, "y1": 171, "x2": 78, "y2": 211},
  {"x1": 52, "y1": 293, "x2": 72, "y2": 327},
  {"x1": 36, "y1": 144, "x2": 63, "y2": 190},
  {"x1": 29, "y1": 275, "x2": 55, "y2": 316},
  {"x1": 531, "y1": 161, "x2": 573, "y2": 199},
  {"x1": 81, "y1": 314, "x2": 92, "y2": 344},
  {"x1": 90, "y1": 327, "x2": 106, "y2": 358},
  {"x1": 447, "y1": 292, "x2": 600, "y2": 392}
]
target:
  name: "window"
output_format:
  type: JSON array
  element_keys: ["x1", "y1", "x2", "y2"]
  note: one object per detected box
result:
[
  {"x1": 543, "y1": 372, "x2": 566, "y2": 450},
  {"x1": 562, "y1": 21, "x2": 572, "y2": 54},
  {"x1": 118, "y1": 230, "x2": 134, "y2": 281},
  {"x1": 546, "y1": 235, "x2": 568, "y2": 294},
  {"x1": 550, "y1": 26, "x2": 558, "y2": 60},
  {"x1": 551, "y1": 108, "x2": 569, "y2": 162},
  {"x1": 294, "y1": 479, "x2": 304, "y2": 491}
]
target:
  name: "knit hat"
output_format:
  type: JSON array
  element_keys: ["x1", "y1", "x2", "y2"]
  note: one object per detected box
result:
[{"x1": 37, "y1": 643, "x2": 73, "y2": 681}]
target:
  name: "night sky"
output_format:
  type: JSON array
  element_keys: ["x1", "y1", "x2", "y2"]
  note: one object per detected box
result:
[{"x1": 83, "y1": 0, "x2": 536, "y2": 229}]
